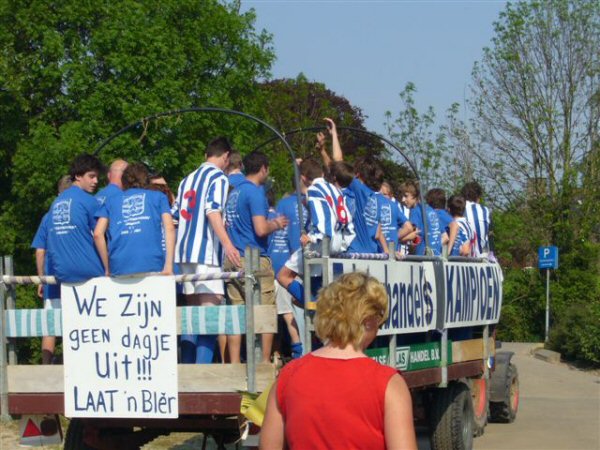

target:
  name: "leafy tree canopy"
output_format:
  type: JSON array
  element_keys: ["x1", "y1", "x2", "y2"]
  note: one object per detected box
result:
[{"x1": 0, "y1": 0, "x2": 274, "y2": 267}]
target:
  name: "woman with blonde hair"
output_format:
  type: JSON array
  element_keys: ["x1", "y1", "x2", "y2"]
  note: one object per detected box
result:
[{"x1": 260, "y1": 272, "x2": 417, "y2": 450}]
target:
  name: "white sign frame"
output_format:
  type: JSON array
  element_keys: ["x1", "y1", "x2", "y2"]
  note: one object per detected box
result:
[{"x1": 62, "y1": 276, "x2": 178, "y2": 418}]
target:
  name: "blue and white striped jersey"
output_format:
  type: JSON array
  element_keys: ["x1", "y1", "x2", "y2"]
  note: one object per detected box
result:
[
  {"x1": 451, "y1": 217, "x2": 476, "y2": 256},
  {"x1": 173, "y1": 162, "x2": 229, "y2": 265},
  {"x1": 464, "y1": 201, "x2": 491, "y2": 256},
  {"x1": 307, "y1": 178, "x2": 355, "y2": 253}
]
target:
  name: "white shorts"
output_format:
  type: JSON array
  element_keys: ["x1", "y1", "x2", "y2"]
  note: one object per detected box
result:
[
  {"x1": 179, "y1": 263, "x2": 224, "y2": 295},
  {"x1": 44, "y1": 298, "x2": 61, "y2": 309},
  {"x1": 275, "y1": 280, "x2": 294, "y2": 315},
  {"x1": 284, "y1": 247, "x2": 322, "y2": 277}
]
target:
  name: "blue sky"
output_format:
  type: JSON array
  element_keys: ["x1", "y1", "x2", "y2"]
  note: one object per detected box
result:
[{"x1": 242, "y1": 0, "x2": 507, "y2": 134}]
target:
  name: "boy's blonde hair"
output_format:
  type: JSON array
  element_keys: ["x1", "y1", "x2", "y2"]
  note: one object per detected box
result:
[{"x1": 315, "y1": 272, "x2": 388, "y2": 349}]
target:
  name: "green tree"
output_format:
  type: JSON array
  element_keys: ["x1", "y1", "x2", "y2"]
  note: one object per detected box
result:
[
  {"x1": 385, "y1": 82, "x2": 450, "y2": 192},
  {"x1": 0, "y1": 0, "x2": 274, "y2": 271},
  {"x1": 468, "y1": 0, "x2": 600, "y2": 364},
  {"x1": 253, "y1": 75, "x2": 410, "y2": 196}
]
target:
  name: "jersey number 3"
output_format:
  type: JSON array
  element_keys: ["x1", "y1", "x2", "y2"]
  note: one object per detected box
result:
[{"x1": 180, "y1": 189, "x2": 197, "y2": 221}]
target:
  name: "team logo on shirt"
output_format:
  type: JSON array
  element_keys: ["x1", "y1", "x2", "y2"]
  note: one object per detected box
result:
[
  {"x1": 364, "y1": 196, "x2": 378, "y2": 226},
  {"x1": 380, "y1": 203, "x2": 392, "y2": 226},
  {"x1": 224, "y1": 190, "x2": 240, "y2": 226},
  {"x1": 122, "y1": 194, "x2": 145, "y2": 219},
  {"x1": 52, "y1": 199, "x2": 72, "y2": 225}
]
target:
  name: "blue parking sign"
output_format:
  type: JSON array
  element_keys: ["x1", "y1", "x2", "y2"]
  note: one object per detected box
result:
[{"x1": 538, "y1": 246, "x2": 559, "y2": 269}]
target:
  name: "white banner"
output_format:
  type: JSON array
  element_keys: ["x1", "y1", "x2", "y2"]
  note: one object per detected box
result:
[
  {"x1": 443, "y1": 262, "x2": 503, "y2": 328},
  {"x1": 62, "y1": 276, "x2": 178, "y2": 418},
  {"x1": 328, "y1": 260, "x2": 437, "y2": 335}
]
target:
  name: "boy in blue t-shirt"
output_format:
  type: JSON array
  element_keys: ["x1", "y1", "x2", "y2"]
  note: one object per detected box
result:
[
  {"x1": 31, "y1": 175, "x2": 72, "y2": 364},
  {"x1": 380, "y1": 181, "x2": 412, "y2": 253},
  {"x1": 425, "y1": 188, "x2": 452, "y2": 251},
  {"x1": 95, "y1": 159, "x2": 127, "y2": 206},
  {"x1": 267, "y1": 188, "x2": 304, "y2": 359},
  {"x1": 46, "y1": 154, "x2": 105, "y2": 283},
  {"x1": 400, "y1": 180, "x2": 443, "y2": 256},
  {"x1": 94, "y1": 163, "x2": 175, "y2": 276},
  {"x1": 226, "y1": 151, "x2": 246, "y2": 189},
  {"x1": 320, "y1": 118, "x2": 387, "y2": 254},
  {"x1": 224, "y1": 151, "x2": 288, "y2": 363}
]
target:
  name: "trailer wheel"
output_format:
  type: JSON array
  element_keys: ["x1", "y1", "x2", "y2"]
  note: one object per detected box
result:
[
  {"x1": 489, "y1": 362, "x2": 519, "y2": 423},
  {"x1": 63, "y1": 419, "x2": 95, "y2": 450},
  {"x1": 469, "y1": 378, "x2": 488, "y2": 437},
  {"x1": 429, "y1": 382, "x2": 474, "y2": 450}
]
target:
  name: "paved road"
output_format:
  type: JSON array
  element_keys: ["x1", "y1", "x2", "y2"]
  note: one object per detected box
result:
[{"x1": 474, "y1": 342, "x2": 599, "y2": 450}]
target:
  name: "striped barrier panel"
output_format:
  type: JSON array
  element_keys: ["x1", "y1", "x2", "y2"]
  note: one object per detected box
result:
[{"x1": 3, "y1": 306, "x2": 250, "y2": 338}]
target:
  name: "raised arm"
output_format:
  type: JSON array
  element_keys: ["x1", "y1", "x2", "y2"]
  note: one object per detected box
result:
[
  {"x1": 324, "y1": 118, "x2": 343, "y2": 162},
  {"x1": 315, "y1": 131, "x2": 332, "y2": 167}
]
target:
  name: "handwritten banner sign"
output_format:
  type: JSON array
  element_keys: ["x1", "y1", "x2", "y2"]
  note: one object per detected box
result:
[
  {"x1": 328, "y1": 260, "x2": 437, "y2": 335},
  {"x1": 62, "y1": 276, "x2": 178, "y2": 418}
]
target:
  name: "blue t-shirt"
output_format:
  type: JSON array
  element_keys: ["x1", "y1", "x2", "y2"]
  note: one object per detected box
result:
[
  {"x1": 225, "y1": 180, "x2": 269, "y2": 256},
  {"x1": 409, "y1": 204, "x2": 443, "y2": 256},
  {"x1": 267, "y1": 194, "x2": 308, "y2": 275},
  {"x1": 435, "y1": 208, "x2": 454, "y2": 235},
  {"x1": 267, "y1": 210, "x2": 289, "y2": 275},
  {"x1": 277, "y1": 194, "x2": 307, "y2": 254},
  {"x1": 96, "y1": 188, "x2": 171, "y2": 276},
  {"x1": 228, "y1": 173, "x2": 246, "y2": 190},
  {"x1": 377, "y1": 193, "x2": 408, "y2": 246},
  {"x1": 96, "y1": 183, "x2": 122, "y2": 206},
  {"x1": 47, "y1": 186, "x2": 104, "y2": 283},
  {"x1": 346, "y1": 178, "x2": 380, "y2": 253},
  {"x1": 31, "y1": 212, "x2": 60, "y2": 299}
]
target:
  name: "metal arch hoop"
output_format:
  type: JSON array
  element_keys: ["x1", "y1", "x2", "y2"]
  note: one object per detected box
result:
[
  {"x1": 253, "y1": 126, "x2": 432, "y2": 255},
  {"x1": 92, "y1": 106, "x2": 305, "y2": 240}
]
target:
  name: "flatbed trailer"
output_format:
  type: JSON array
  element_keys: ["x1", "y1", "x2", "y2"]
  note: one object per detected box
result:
[{"x1": 0, "y1": 245, "x2": 518, "y2": 450}]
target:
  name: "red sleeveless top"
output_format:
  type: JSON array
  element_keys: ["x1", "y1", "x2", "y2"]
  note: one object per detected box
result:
[{"x1": 276, "y1": 353, "x2": 398, "y2": 449}]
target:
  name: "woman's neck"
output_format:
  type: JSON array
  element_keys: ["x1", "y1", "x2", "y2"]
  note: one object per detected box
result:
[{"x1": 312, "y1": 342, "x2": 366, "y2": 359}]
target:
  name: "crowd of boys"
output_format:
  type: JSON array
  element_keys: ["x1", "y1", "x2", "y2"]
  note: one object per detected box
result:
[{"x1": 32, "y1": 119, "x2": 492, "y2": 364}]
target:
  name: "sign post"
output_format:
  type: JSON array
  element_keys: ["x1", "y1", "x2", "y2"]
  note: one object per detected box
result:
[{"x1": 538, "y1": 246, "x2": 559, "y2": 343}]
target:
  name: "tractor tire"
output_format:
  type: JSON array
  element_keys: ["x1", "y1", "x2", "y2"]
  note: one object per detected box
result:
[
  {"x1": 429, "y1": 381, "x2": 474, "y2": 450},
  {"x1": 469, "y1": 378, "x2": 488, "y2": 437},
  {"x1": 489, "y1": 362, "x2": 519, "y2": 423},
  {"x1": 63, "y1": 419, "x2": 96, "y2": 450}
]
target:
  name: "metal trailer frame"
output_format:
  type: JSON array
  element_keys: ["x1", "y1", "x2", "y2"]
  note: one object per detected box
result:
[{"x1": 300, "y1": 238, "x2": 498, "y2": 393}]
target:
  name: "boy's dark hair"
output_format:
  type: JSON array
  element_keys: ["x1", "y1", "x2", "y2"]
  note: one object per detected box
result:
[
  {"x1": 448, "y1": 195, "x2": 466, "y2": 217},
  {"x1": 243, "y1": 151, "x2": 269, "y2": 175},
  {"x1": 206, "y1": 137, "x2": 232, "y2": 158},
  {"x1": 148, "y1": 174, "x2": 175, "y2": 206},
  {"x1": 69, "y1": 154, "x2": 105, "y2": 181},
  {"x1": 122, "y1": 163, "x2": 150, "y2": 190},
  {"x1": 227, "y1": 151, "x2": 243, "y2": 171},
  {"x1": 400, "y1": 180, "x2": 420, "y2": 199},
  {"x1": 461, "y1": 181, "x2": 483, "y2": 202},
  {"x1": 300, "y1": 158, "x2": 324, "y2": 183},
  {"x1": 329, "y1": 161, "x2": 354, "y2": 188},
  {"x1": 425, "y1": 188, "x2": 447, "y2": 209},
  {"x1": 354, "y1": 156, "x2": 384, "y2": 191}
]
